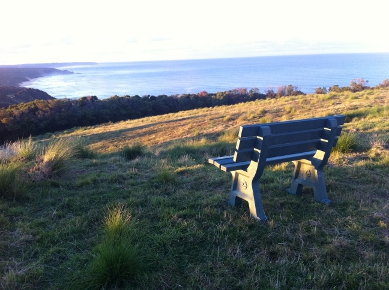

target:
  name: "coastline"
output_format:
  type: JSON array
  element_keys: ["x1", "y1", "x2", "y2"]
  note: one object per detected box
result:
[{"x1": 0, "y1": 63, "x2": 97, "y2": 87}]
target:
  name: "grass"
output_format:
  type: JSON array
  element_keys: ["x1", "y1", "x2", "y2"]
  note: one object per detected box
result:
[
  {"x1": 122, "y1": 144, "x2": 144, "y2": 161},
  {"x1": 29, "y1": 137, "x2": 79, "y2": 180},
  {"x1": 71, "y1": 204, "x2": 144, "y2": 289},
  {"x1": 1, "y1": 87, "x2": 389, "y2": 289},
  {"x1": 0, "y1": 163, "x2": 24, "y2": 199},
  {"x1": 333, "y1": 132, "x2": 359, "y2": 153}
]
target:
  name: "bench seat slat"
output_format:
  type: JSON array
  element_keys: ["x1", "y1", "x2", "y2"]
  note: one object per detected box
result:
[
  {"x1": 208, "y1": 155, "x2": 234, "y2": 166},
  {"x1": 221, "y1": 161, "x2": 250, "y2": 172},
  {"x1": 265, "y1": 151, "x2": 316, "y2": 165}
]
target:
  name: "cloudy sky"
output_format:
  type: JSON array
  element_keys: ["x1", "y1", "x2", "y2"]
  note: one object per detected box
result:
[{"x1": 1, "y1": 0, "x2": 388, "y2": 65}]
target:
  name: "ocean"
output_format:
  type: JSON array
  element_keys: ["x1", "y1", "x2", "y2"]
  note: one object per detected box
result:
[{"x1": 23, "y1": 53, "x2": 389, "y2": 99}]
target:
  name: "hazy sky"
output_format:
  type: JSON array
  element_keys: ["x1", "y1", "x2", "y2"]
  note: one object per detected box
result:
[{"x1": 1, "y1": 0, "x2": 388, "y2": 65}]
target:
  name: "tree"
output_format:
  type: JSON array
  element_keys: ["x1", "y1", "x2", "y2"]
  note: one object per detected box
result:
[
  {"x1": 350, "y1": 78, "x2": 369, "y2": 92},
  {"x1": 329, "y1": 85, "x2": 342, "y2": 93},
  {"x1": 315, "y1": 87, "x2": 327, "y2": 94}
]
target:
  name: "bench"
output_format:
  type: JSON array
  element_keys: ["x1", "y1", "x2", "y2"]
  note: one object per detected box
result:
[{"x1": 208, "y1": 115, "x2": 346, "y2": 221}]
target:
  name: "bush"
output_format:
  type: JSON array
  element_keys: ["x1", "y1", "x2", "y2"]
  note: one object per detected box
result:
[{"x1": 333, "y1": 132, "x2": 359, "y2": 153}]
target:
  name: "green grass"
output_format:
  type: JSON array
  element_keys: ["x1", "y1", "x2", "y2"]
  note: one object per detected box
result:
[
  {"x1": 1, "y1": 88, "x2": 389, "y2": 289},
  {"x1": 0, "y1": 163, "x2": 24, "y2": 199},
  {"x1": 70, "y1": 204, "x2": 144, "y2": 289},
  {"x1": 333, "y1": 132, "x2": 359, "y2": 153}
]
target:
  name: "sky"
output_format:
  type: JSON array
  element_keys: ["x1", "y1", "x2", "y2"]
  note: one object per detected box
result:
[{"x1": 1, "y1": 0, "x2": 388, "y2": 65}]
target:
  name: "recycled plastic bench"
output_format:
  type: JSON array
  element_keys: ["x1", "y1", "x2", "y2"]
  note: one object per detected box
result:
[{"x1": 208, "y1": 115, "x2": 346, "y2": 221}]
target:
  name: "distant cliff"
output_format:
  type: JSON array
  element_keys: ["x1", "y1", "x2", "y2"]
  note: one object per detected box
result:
[
  {"x1": 0, "y1": 64, "x2": 85, "y2": 107},
  {"x1": 0, "y1": 67, "x2": 73, "y2": 86},
  {"x1": 0, "y1": 86, "x2": 54, "y2": 108}
]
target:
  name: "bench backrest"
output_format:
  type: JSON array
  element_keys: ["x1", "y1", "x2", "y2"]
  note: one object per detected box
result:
[{"x1": 234, "y1": 115, "x2": 345, "y2": 168}]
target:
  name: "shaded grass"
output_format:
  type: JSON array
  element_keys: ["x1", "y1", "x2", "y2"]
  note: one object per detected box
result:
[
  {"x1": 122, "y1": 143, "x2": 144, "y2": 161},
  {"x1": 70, "y1": 204, "x2": 145, "y2": 289},
  {"x1": 0, "y1": 163, "x2": 25, "y2": 200}
]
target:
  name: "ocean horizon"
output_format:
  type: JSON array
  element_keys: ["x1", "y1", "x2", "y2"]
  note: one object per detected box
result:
[{"x1": 23, "y1": 53, "x2": 389, "y2": 99}]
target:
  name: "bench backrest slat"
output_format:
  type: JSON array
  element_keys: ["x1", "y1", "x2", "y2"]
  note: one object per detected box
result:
[
  {"x1": 238, "y1": 115, "x2": 345, "y2": 138},
  {"x1": 234, "y1": 115, "x2": 345, "y2": 165},
  {"x1": 267, "y1": 139, "x2": 320, "y2": 158}
]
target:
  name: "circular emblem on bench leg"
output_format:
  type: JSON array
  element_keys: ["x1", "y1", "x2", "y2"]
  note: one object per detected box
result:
[{"x1": 242, "y1": 181, "x2": 248, "y2": 189}]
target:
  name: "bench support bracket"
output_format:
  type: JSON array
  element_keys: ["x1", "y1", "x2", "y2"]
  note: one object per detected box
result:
[
  {"x1": 287, "y1": 160, "x2": 332, "y2": 204},
  {"x1": 229, "y1": 170, "x2": 268, "y2": 221}
]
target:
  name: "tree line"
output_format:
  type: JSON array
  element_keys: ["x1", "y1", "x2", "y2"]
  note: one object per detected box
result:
[
  {"x1": 0, "y1": 88, "x2": 267, "y2": 143},
  {"x1": 1, "y1": 79, "x2": 388, "y2": 144}
]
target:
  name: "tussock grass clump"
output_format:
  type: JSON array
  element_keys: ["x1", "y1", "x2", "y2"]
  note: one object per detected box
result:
[
  {"x1": 333, "y1": 132, "x2": 359, "y2": 153},
  {"x1": 104, "y1": 203, "x2": 133, "y2": 240},
  {"x1": 75, "y1": 204, "x2": 144, "y2": 290},
  {"x1": 74, "y1": 138, "x2": 98, "y2": 159},
  {"x1": 29, "y1": 138, "x2": 78, "y2": 180},
  {"x1": 122, "y1": 144, "x2": 144, "y2": 161},
  {"x1": 12, "y1": 136, "x2": 39, "y2": 161},
  {"x1": 0, "y1": 163, "x2": 24, "y2": 199},
  {"x1": 218, "y1": 128, "x2": 239, "y2": 142},
  {"x1": 155, "y1": 167, "x2": 177, "y2": 184},
  {"x1": 0, "y1": 137, "x2": 39, "y2": 162}
]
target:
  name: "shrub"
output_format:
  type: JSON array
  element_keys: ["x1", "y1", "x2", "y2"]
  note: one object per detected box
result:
[
  {"x1": 333, "y1": 132, "x2": 359, "y2": 153},
  {"x1": 122, "y1": 144, "x2": 144, "y2": 161}
]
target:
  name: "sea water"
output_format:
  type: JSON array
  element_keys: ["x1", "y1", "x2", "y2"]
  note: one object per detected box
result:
[{"x1": 23, "y1": 53, "x2": 389, "y2": 99}]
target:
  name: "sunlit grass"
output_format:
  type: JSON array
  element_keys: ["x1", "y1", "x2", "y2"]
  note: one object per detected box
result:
[{"x1": 333, "y1": 132, "x2": 359, "y2": 153}]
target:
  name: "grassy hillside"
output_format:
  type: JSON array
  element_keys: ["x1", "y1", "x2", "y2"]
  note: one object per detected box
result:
[{"x1": 1, "y1": 88, "x2": 389, "y2": 289}]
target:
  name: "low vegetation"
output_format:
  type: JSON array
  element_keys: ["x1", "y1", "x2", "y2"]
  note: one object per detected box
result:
[
  {"x1": 1, "y1": 78, "x2": 388, "y2": 144},
  {"x1": 0, "y1": 87, "x2": 389, "y2": 289}
]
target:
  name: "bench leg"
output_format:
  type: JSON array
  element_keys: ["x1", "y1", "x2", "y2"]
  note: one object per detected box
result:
[
  {"x1": 287, "y1": 161, "x2": 332, "y2": 204},
  {"x1": 229, "y1": 171, "x2": 268, "y2": 221}
]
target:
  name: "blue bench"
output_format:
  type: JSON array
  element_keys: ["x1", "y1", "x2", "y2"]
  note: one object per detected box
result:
[{"x1": 209, "y1": 115, "x2": 346, "y2": 221}]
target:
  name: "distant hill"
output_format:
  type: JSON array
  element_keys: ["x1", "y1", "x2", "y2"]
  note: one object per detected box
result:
[
  {"x1": 0, "y1": 86, "x2": 54, "y2": 108},
  {"x1": 0, "y1": 62, "x2": 96, "y2": 69},
  {"x1": 0, "y1": 64, "x2": 87, "y2": 107},
  {"x1": 0, "y1": 67, "x2": 74, "y2": 87}
]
